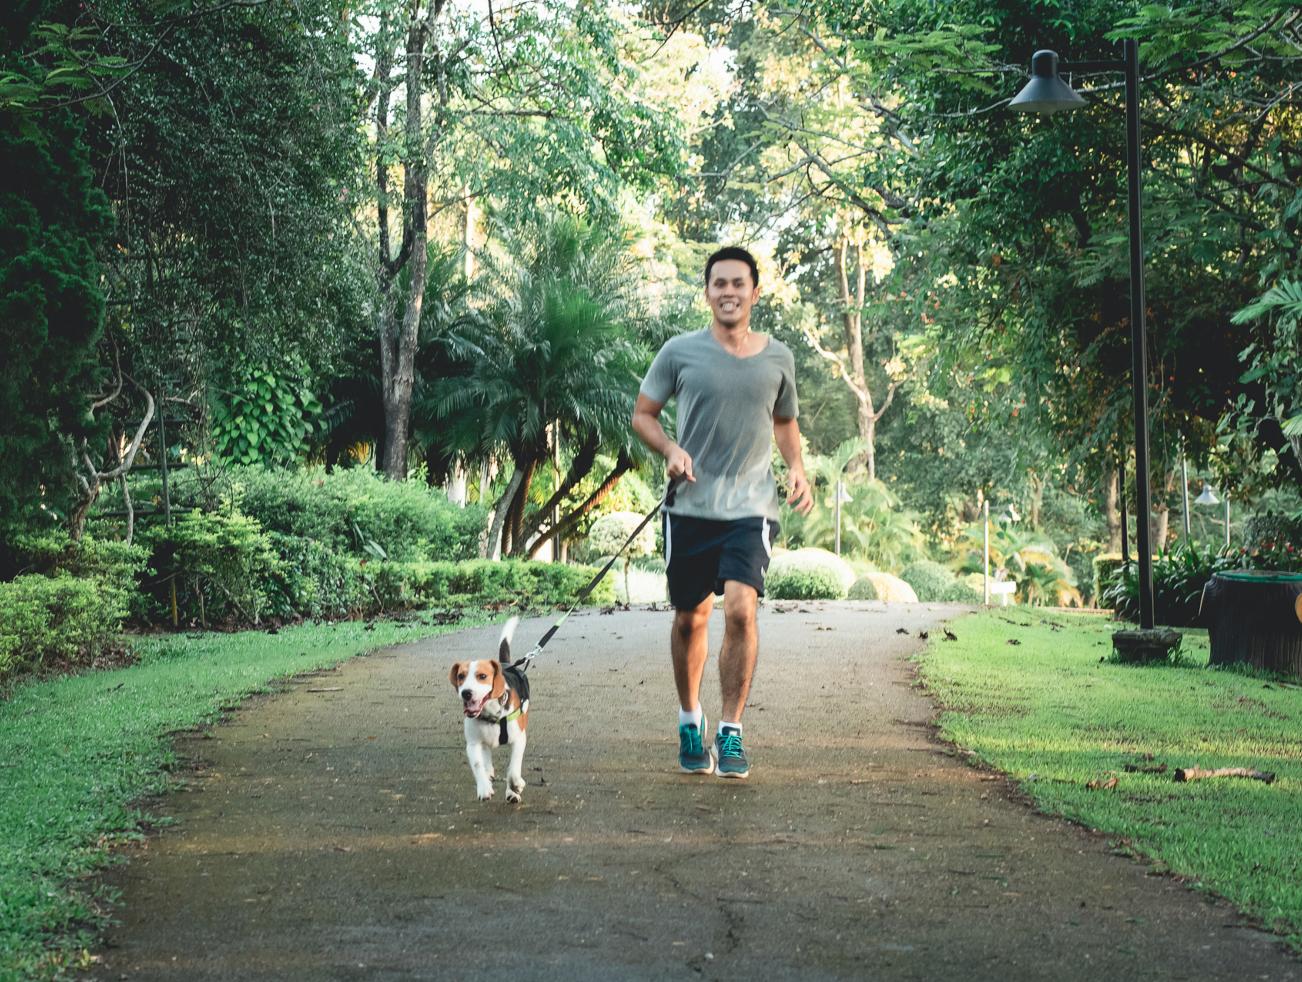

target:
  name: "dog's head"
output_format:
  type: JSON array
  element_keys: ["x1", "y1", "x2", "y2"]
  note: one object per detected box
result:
[
  {"x1": 449, "y1": 659, "x2": 506, "y2": 719},
  {"x1": 450, "y1": 617, "x2": 519, "y2": 719}
]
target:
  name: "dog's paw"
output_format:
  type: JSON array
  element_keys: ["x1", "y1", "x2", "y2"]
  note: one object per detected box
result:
[
  {"x1": 505, "y1": 788, "x2": 522, "y2": 804},
  {"x1": 476, "y1": 788, "x2": 494, "y2": 802}
]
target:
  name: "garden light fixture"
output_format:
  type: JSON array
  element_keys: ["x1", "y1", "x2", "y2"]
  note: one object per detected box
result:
[{"x1": 1010, "y1": 39, "x2": 1158, "y2": 631}]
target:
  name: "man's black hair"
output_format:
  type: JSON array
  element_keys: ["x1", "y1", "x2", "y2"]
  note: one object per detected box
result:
[{"x1": 704, "y1": 246, "x2": 759, "y2": 288}]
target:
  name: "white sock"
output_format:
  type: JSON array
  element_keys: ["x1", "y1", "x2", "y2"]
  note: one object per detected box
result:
[
  {"x1": 679, "y1": 705, "x2": 702, "y2": 729},
  {"x1": 719, "y1": 720, "x2": 742, "y2": 736}
]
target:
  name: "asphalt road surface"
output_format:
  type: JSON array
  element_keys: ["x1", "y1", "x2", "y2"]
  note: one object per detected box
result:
[{"x1": 96, "y1": 603, "x2": 1300, "y2": 980}]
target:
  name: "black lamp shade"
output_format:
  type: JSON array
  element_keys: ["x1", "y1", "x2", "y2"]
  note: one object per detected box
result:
[{"x1": 1009, "y1": 50, "x2": 1087, "y2": 114}]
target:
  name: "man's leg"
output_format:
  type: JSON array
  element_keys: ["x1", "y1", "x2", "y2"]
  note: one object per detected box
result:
[
  {"x1": 671, "y1": 593, "x2": 713, "y2": 713},
  {"x1": 719, "y1": 579, "x2": 758, "y2": 723}
]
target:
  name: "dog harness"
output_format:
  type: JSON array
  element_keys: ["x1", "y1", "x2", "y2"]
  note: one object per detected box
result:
[{"x1": 476, "y1": 665, "x2": 531, "y2": 745}]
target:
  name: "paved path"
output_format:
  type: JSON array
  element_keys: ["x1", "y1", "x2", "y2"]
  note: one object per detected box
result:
[{"x1": 97, "y1": 603, "x2": 1299, "y2": 980}]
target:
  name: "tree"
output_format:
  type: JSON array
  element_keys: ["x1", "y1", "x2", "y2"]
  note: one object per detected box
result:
[
  {"x1": 425, "y1": 213, "x2": 653, "y2": 558},
  {"x1": 0, "y1": 7, "x2": 113, "y2": 567},
  {"x1": 355, "y1": 0, "x2": 684, "y2": 479}
]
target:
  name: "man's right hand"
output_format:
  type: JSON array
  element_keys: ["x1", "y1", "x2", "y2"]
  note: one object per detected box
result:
[{"x1": 665, "y1": 445, "x2": 695, "y2": 483}]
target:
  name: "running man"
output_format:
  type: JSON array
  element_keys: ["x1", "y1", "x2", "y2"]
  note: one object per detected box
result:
[{"x1": 631, "y1": 246, "x2": 813, "y2": 779}]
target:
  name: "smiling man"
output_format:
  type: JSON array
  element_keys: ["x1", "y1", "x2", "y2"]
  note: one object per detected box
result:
[{"x1": 632, "y1": 246, "x2": 813, "y2": 780}]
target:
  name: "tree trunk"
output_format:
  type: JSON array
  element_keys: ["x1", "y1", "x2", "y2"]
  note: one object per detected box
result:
[
  {"x1": 1204, "y1": 571, "x2": 1302, "y2": 678},
  {"x1": 373, "y1": 1, "x2": 442, "y2": 481},
  {"x1": 504, "y1": 457, "x2": 538, "y2": 557},
  {"x1": 515, "y1": 432, "x2": 599, "y2": 550},
  {"x1": 482, "y1": 466, "x2": 525, "y2": 559},
  {"x1": 1105, "y1": 466, "x2": 1122, "y2": 553},
  {"x1": 534, "y1": 451, "x2": 634, "y2": 556}
]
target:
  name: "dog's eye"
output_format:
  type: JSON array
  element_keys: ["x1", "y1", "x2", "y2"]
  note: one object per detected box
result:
[{"x1": 476, "y1": 673, "x2": 487, "y2": 681}]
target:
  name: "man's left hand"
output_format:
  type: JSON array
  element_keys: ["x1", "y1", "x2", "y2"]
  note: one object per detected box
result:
[{"x1": 785, "y1": 470, "x2": 813, "y2": 515}]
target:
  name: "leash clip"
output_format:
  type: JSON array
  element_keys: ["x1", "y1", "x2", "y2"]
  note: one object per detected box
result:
[{"x1": 514, "y1": 643, "x2": 543, "y2": 673}]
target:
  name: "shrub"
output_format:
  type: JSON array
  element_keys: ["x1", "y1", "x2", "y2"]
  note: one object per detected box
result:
[
  {"x1": 230, "y1": 465, "x2": 485, "y2": 562},
  {"x1": 1092, "y1": 554, "x2": 1131, "y2": 602},
  {"x1": 110, "y1": 465, "x2": 486, "y2": 564},
  {"x1": 11, "y1": 531, "x2": 150, "y2": 595},
  {"x1": 0, "y1": 574, "x2": 127, "y2": 680},
  {"x1": 366, "y1": 559, "x2": 614, "y2": 612},
  {"x1": 847, "y1": 576, "x2": 878, "y2": 600},
  {"x1": 141, "y1": 509, "x2": 282, "y2": 627},
  {"x1": 900, "y1": 560, "x2": 956, "y2": 602},
  {"x1": 766, "y1": 549, "x2": 853, "y2": 600},
  {"x1": 941, "y1": 580, "x2": 983, "y2": 604},
  {"x1": 263, "y1": 534, "x2": 371, "y2": 620},
  {"x1": 1102, "y1": 546, "x2": 1244, "y2": 626}
]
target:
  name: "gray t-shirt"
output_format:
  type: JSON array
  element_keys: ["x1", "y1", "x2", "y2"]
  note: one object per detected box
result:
[{"x1": 639, "y1": 328, "x2": 799, "y2": 521}]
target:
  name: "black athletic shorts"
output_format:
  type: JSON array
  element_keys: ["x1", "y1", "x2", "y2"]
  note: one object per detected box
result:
[{"x1": 663, "y1": 513, "x2": 779, "y2": 610}]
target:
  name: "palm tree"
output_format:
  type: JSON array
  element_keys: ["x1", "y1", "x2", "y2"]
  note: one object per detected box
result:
[
  {"x1": 788, "y1": 438, "x2": 926, "y2": 567},
  {"x1": 422, "y1": 213, "x2": 652, "y2": 557}
]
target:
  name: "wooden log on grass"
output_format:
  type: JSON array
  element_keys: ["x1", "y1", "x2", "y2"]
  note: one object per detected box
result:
[
  {"x1": 1203, "y1": 571, "x2": 1302, "y2": 678},
  {"x1": 1174, "y1": 766, "x2": 1275, "y2": 785}
]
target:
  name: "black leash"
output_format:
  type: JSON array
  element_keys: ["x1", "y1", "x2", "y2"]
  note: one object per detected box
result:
[{"x1": 510, "y1": 475, "x2": 683, "y2": 673}]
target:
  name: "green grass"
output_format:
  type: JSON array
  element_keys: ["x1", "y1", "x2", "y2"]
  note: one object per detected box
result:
[
  {"x1": 918, "y1": 608, "x2": 1302, "y2": 950},
  {"x1": 0, "y1": 613, "x2": 486, "y2": 980}
]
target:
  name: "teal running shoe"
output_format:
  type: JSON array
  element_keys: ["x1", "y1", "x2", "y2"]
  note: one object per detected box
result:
[
  {"x1": 714, "y1": 726, "x2": 749, "y2": 779},
  {"x1": 678, "y1": 715, "x2": 714, "y2": 774}
]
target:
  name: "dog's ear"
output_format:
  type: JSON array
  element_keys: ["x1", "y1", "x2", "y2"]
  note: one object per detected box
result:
[
  {"x1": 488, "y1": 660, "x2": 506, "y2": 700},
  {"x1": 449, "y1": 662, "x2": 465, "y2": 689}
]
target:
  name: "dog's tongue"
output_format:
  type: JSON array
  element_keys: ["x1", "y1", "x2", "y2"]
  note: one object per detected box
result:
[{"x1": 463, "y1": 697, "x2": 485, "y2": 718}]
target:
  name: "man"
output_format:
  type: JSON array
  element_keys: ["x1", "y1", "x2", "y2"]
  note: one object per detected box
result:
[{"x1": 631, "y1": 246, "x2": 813, "y2": 780}]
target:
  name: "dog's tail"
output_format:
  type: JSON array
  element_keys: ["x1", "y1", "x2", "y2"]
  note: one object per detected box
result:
[{"x1": 498, "y1": 615, "x2": 519, "y2": 663}]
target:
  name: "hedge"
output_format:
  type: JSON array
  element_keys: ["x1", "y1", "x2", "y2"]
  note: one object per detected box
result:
[{"x1": 0, "y1": 574, "x2": 128, "y2": 681}]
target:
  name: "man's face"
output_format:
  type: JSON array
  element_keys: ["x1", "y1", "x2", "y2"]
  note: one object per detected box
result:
[{"x1": 704, "y1": 259, "x2": 760, "y2": 329}]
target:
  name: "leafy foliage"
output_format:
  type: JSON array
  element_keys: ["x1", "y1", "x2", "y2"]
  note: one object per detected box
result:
[
  {"x1": 0, "y1": 573, "x2": 127, "y2": 681},
  {"x1": 0, "y1": 14, "x2": 112, "y2": 561}
]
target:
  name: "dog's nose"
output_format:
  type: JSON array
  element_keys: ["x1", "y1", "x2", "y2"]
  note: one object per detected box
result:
[{"x1": 460, "y1": 689, "x2": 472, "y2": 701}]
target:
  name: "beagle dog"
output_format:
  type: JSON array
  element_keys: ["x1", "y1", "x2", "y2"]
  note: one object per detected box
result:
[{"x1": 449, "y1": 616, "x2": 530, "y2": 803}]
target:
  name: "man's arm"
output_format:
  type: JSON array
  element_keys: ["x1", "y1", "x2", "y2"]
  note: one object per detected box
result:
[
  {"x1": 773, "y1": 415, "x2": 813, "y2": 514},
  {"x1": 632, "y1": 394, "x2": 695, "y2": 482}
]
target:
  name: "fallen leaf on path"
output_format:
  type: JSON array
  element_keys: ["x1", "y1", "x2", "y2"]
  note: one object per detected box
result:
[
  {"x1": 1006, "y1": 639, "x2": 1021, "y2": 645},
  {"x1": 1086, "y1": 776, "x2": 1119, "y2": 790}
]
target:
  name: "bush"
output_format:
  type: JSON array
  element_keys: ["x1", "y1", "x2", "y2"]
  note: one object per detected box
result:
[
  {"x1": 580, "y1": 511, "x2": 656, "y2": 563},
  {"x1": 367, "y1": 559, "x2": 615, "y2": 612},
  {"x1": 1092, "y1": 554, "x2": 1131, "y2": 602},
  {"x1": 230, "y1": 465, "x2": 485, "y2": 562},
  {"x1": 264, "y1": 534, "x2": 371, "y2": 620},
  {"x1": 11, "y1": 531, "x2": 150, "y2": 596},
  {"x1": 767, "y1": 549, "x2": 853, "y2": 600},
  {"x1": 0, "y1": 574, "x2": 127, "y2": 680},
  {"x1": 107, "y1": 465, "x2": 486, "y2": 564},
  {"x1": 847, "y1": 576, "x2": 877, "y2": 600},
  {"x1": 900, "y1": 560, "x2": 956, "y2": 602},
  {"x1": 1101, "y1": 546, "x2": 1244, "y2": 626},
  {"x1": 941, "y1": 580, "x2": 983, "y2": 603},
  {"x1": 140, "y1": 509, "x2": 282, "y2": 627}
]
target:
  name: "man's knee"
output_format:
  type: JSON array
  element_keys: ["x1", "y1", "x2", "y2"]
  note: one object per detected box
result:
[
  {"x1": 722, "y1": 583, "x2": 757, "y2": 634},
  {"x1": 673, "y1": 599, "x2": 711, "y2": 639}
]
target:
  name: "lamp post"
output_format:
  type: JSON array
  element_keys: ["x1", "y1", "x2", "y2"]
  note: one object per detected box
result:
[
  {"x1": 1195, "y1": 482, "x2": 1231, "y2": 549},
  {"x1": 833, "y1": 479, "x2": 853, "y2": 556},
  {"x1": 1010, "y1": 41, "x2": 1157, "y2": 631}
]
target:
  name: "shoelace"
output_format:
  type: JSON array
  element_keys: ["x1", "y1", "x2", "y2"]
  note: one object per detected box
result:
[
  {"x1": 680, "y1": 724, "x2": 704, "y2": 755},
  {"x1": 717, "y1": 731, "x2": 744, "y2": 758}
]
